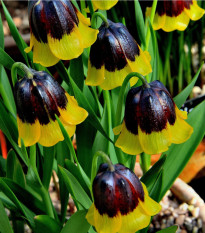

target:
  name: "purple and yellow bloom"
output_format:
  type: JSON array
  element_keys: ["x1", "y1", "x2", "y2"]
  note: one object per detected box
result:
[
  {"x1": 85, "y1": 20, "x2": 152, "y2": 90},
  {"x1": 86, "y1": 163, "x2": 161, "y2": 233},
  {"x1": 114, "y1": 80, "x2": 193, "y2": 155},
  {"x1": 14, "y1": 70, "x2": 88, "y2": 147},
  {"x1": 26, "y1": 0, "x2": 98, "y2": 67},
  {"x1": 147, "y1": 0, "x2": 205, "y2": 32}
]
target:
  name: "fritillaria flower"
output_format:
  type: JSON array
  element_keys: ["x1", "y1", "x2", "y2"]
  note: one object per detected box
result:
[
  {"x1": 146, "y1": 0, "x2": 205, "y2": 32},
  {"x1": 114, "y1": 80, "x2": 193, "y2": 155},
  {"x1": 85, "y1": 20, "x2": 152, "y2": 90},
  {"x1": 14, "y1": 70, "x2": 88, "y2": 147},
  {"x1": 26, "y1": 0, "x2": 98, "y2": 67},
  {"x1": 86, "y1": 163, "x2": 161, "y2": 233}
]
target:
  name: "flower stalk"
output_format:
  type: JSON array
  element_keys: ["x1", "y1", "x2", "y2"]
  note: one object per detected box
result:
[
  {"x1": 11, "y1": 62, "x2": 33, "y2": 86},
  {"x1": 91, "y1": 12, "x2": 109, "y2": 29}
]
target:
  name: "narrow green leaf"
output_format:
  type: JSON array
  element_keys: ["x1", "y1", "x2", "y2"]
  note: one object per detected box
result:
[
  {"x1": 56, "y1": 62, "x2": 112, "y2": 144},
  {"x1": 2, "y1": 178, "x2": 45, "y2": 214},
  {"x1": 149, "y1": 169, "x2": 164, "y2": 202},
  {"x1": 1, "y1": 0, "x2": 29, "y2": 65},
  {"x1": 58, "y1": 166, "x2": 92, "y2": 209},
  {"x1": 0, "y1": 13, "x2": 4, "y2": 49},
  {"x1": 0, "y1": 65, "x2": 16, "y2": 115},
  {"x1": 0, "y1": 200, "x2": 13, "y2": 233},
  {"x1": 76, "y1": 120, "x2": 96, "y2": 177},
  {"x1": 69, "y1": 55, "x2": 84, "y2": 91},
  {"x1": 160, "y1": 101, "x2": 205, "y2": 200},
  {"x1": 92, "y1": 106, "x2": 110, "y2": 154},
  {"x1": 0, "y1": 178, "x2": 34, "y2": 227},
  {"x1": 65, "y1": 160, "x2": 90, "y2": 196},
  {"x1": 0, "y1": 156, "x2": 6, "y2": 177},
  {"x1": 0, "y1": 48, "x2": 15, "y2": 70},
  {"x1": 56, "y1": 116, "x2": 91, "y2": 188},
  {"x1": 0, "y1": 100, "x2": 28, "y2": 166},
  {"x1": 134, "y1": 0, "x2": 146, "y2": 47},
  {"x1": 141, "y1": 154, "x2": 166, "y2": 192},
  {"x1": 157, "y1": 225, "x2": 178, "y2": 233},
  {"x1": 148, "y1": 20, "x2": 158, "y2": 82},
  {"x1": 139, "y1": 171, "x2": 164, "y2": 233},
  {"x1": 42, "y1": 146, "x2": 55, "y2": 190},
  {"x1": 61, "y1": 210, "x2": 90, "y2": 233},
  {"x1": 6, "y1": 150, "x2": 26, "y2": 188},
  {"x1": 58, "y1": 169, "x2": 70, "y2": 224},
  {"x1": 34, "y1": 215, "x2": 62, "y2": 233},
  {"x1": 174, "y1": 63, "x2": 203, "y2": 108},
  {"x1": 55, "y1": 141, "x2": 71, "y2": 167}
]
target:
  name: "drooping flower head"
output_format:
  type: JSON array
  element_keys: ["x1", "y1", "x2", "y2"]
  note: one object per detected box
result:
[
  {"x1": 92, "y1": 0, "x2": 118, "y2": 10},
  {"x1": 14, "y1": 70, "x2": 88, "y2": 147},
  {"x1": 26, "y1": 0, "x2": 98, "y2": 67},
  {"x1": 85, "y1": 20, "x2": 152, "y2": 90},
  {"x1": 86, "y1": 163, "x2": 161, "y2": 233},
  {"x1": 146, "y1": 0, "x2": 205, "y2": 32},
  {"x1": 114, "y1": 80, "x2": 193, "y2": 155}
]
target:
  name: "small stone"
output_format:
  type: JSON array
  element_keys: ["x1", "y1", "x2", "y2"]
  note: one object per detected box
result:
[
  {"x1": 192, "y1": 226, "x2": 198, "y2": 233},
  {"x1": 173, "y1": 212, "x2": 179, "y2": 218},
  {"x1": 179, "y1": 203, "x2": 189, "y2": 211},
  {"x1": 191, "y1": 207, "x2": 200, "y2": 218},
  {"x1": 161, "y1": 223, "x2": 167, "y2": 229},
  {"x1": 192, "y1": 86, "x2": 202, "y2": 97},
  {"x1": 188, "y1": 205, "x2": 194, "y2": 212},
  {"x1": 176, "y1": 215, "x2": 185, "y2": 226},
  {"x1": 155, "y1": 222, "x2": 161, "y2": 229},
  {"x1": 184, "y1": 217, "x2": 193, "y2": 231},
  {"x1": 197, "y1": 218, "x2": 202, "y2": 228},
  {"x1": 168, "y1": 207, "x2": 174, "y2": 212},
  {"x1": 167, "y1": 216, "x2": 174, "y2": 227},
  {"x1": 176, "y1": 208, "x2": 186, "y2": 215},
  {"x1": 164, "y1": 209, "x2": 171, "y2": 215},
  {"x1": 180, "y1": 230, "x2": 187, "y2": 233}
]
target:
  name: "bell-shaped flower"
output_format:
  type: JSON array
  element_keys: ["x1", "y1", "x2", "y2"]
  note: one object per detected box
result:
[
  {"x1": 85, "y1": 20, "x2": 152, "y2": 90},
  {"x1": 86, "y1": 163, "x2": 161, "y2": 233},
  {"x1": 146, "y1": 0, "x2": 205, "y2": 32},
  {"x1": 114, "y1": 80, "x2": 193, "y2": 155},
  {"x1": 26, "y1": 0, "x2": 98, "y2": 67},
  {"x1": 14, "y1": 70, "x2": 88, "y2": 147}
]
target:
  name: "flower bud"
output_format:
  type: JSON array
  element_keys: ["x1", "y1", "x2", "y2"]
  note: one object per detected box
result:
[
  {"x1": 85, "y1": 20, "x2": 152, "y2": 90},
  {"x1": 26, "y1": 0, "x2": 98, "y2": 67},
  {"x1": 114, "y1": 80, "x2": 193, "y2": 155},
  {"x1": 86, "y1": 163, "x2": 161, "y2": 233},
  {"x1": 14, "y1": 70, "x2": 88, "y2": 147},
  {"x1": 146, "y1": 0, "x2": 204, "y2": 32}
]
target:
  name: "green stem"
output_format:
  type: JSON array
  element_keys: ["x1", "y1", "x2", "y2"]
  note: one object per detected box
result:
[
  {"x1": 91, "y1": 12, "x2": 109, "y2": 29},
  {"x1": 145, "y1": 0, "x2": 158, "y2": 50},
  {"x1": 30, "y1": 145, "x2": 37, "y2": 172},
  {"x1": 178, "y1": 32, "x2": 184, "y2": 93},
  {"x1": 140, "y1": 153, "x2": 151, "y2": 174},
  {"x1": 163, "y1": 32, "x2": 173, "y2": 85},
  {"x1": 40, "y1": 186, "x2": 55, "y2": 219},
  {"x1": 103, "y1": 90, "x2": 112, "y2": 154},
  {"x1": 29, "y1": 145, "x2": 54, "y2": 218},
  {"x1": 80, "y1": 0, "x2": 87, "y2": 17},
  {"x1": 115, "y1": 72, "x2": 149, "y2": 127},
  {"x1": 91, "y1": 151, "x2": 115, "y2": 183},
  {"x1": 87, "y1": 0, "x2": 95, "y2": 17},
  {"x1": 11, "y1": 62, "x2": 33, "y2": 86}
]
